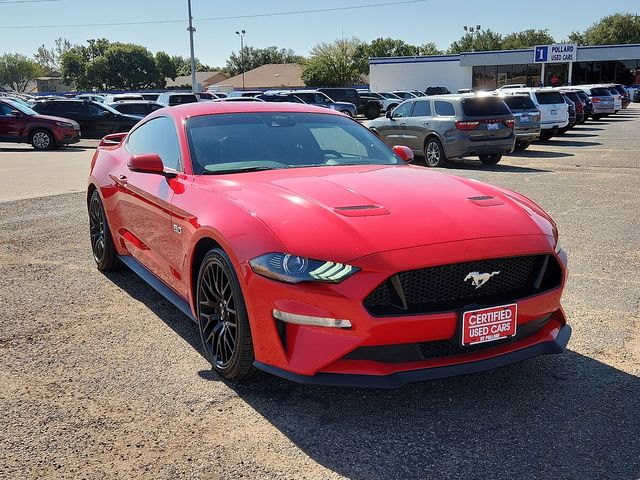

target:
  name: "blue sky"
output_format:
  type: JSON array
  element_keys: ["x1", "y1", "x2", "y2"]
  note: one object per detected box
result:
[{"x1": 0, "y1": 0, "x2": 637, "y2": 68}]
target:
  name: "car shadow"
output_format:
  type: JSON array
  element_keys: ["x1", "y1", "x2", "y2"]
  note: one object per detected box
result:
[
  {"x1": 103, "y1": 268, "x2": 640, "y2": 479},
  {"x1": 412, "y1": 156, "x2": 553, "y2": 172},
  {"x1": 537, "y1": 139, "x2": 601, "y2": 148},
  {"x1": 571, "y1": 126, "x2": 603, "y2": 132},
  {"x1": 556, "y1": 132, "x2": 595, "y2": 138}
]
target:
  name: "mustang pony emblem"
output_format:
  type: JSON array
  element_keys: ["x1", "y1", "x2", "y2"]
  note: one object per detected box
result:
[{"x1": 464, "y1": 271, "x2": 500, "y2": 289}]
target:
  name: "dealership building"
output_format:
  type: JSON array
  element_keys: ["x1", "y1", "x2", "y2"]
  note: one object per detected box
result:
[{"x1": 369, "y1": 43, "x2": 640, "y2": 93}]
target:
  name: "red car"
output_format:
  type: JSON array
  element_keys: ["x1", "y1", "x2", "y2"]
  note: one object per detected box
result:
[
  {"x1": 87, "y1": 102, "x2": 570, "y2": 388},
  {"x1": 0, "y1": 98, "x2": 80, "y2": 150}
]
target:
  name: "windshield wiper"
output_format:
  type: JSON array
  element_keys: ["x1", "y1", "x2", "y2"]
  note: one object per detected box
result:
[{"x1": 202, "y1": 166, "x2": 278, "y2": 175}]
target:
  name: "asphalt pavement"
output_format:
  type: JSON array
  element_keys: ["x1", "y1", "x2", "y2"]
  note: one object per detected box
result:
[{"x1": 0, "y1": 107, "x2": 639, "y2": 479}]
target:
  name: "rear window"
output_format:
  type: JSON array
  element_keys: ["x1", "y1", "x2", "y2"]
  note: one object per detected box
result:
[
  {"x1": 169, "y1": 94, "x2": 198, "y2": 105},
  {"x1": 535, "y1": 92, "x2": 564, "y2": 104},
  {"x1": 462, "y1": 98, "x2": 511, "y2": 116},
  {"x1": 502, "y1": 95, "x2": 536, "y2": 110},
  {"x1": 564, "y1": 92, "x2": 581, "y2": 103},
  {"x1": 434, "y1": 101, "x2": 455, "y2": 116},
  {"x1": 590, "y1": 88, "x2": 612, "y2": 96}
]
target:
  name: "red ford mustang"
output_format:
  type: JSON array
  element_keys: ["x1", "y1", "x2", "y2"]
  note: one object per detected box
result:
[{"x1": 87, "y1": 102, "x2": 570, "y2": 388}]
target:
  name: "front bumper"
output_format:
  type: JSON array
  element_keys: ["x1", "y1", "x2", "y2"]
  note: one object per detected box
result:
[
  {"x1": 255, "y1": 323, "x2": 571, "y2": 388},
  {"x1": 243, "y1": 235, "x2": 568, "y2": 385}
]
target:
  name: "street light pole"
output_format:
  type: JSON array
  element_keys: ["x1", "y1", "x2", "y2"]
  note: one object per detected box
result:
[
  {"x1": 187, "y1": 0, "x2": 197, "y2": 93},
  {"x1": 463, "y1": 24, "x2": 482, "y2": 52},
  {"x1": 235, "y1": 29, "x2": 246, "y2": 91}
]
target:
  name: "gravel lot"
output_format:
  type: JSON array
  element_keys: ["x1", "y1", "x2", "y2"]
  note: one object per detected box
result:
[{"x1": 1, "y1": 107, "x2": 639, "y2": 479}]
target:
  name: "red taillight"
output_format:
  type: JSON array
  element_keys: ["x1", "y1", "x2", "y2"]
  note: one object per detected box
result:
[
  {"x1": 503, "y1": 119, "x2": 514, "y2": 128},
  {"x1": 455, "y1": 121, "x2": 480, "y2": 130},
  {"x1": 592, "y1": 97, "x2": 600, "y2": 103}
]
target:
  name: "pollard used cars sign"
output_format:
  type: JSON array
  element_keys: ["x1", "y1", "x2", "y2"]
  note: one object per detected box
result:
[{"x1": 533, "y1": 44, "x2": 577, "y2": 63}]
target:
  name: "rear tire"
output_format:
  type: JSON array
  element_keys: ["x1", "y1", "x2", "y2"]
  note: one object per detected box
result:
[
  {"x1": 88, "y1": 189, "x2": 119, "y2": 271},
  {"x1": 364, "y1": 102, "x2": 381, "y2": 120},
  {"x1": 557, "y1": 127, "x2": 568, "y2": 135},
  {"x1": 514, "y1": 141, "x2": 530, "y2": 151},
  {"x1": 424, "y1": 137, "x2": 447, "y2": 167},
  {"x1": 197, "y1": 249, "x2": 256, "y2": 381},
  {"x1": 30, "y1": 129, "x2": 55, "y2": 150},
  {"x1": 479, "y1": 154, "x2": 502, "y2": 165},
  {"x1": 539, "y1": 131, "x2": 553, "y2": 141},
  {"x1": 592, "y1": 114, "x2": 602, "y2": 121}
]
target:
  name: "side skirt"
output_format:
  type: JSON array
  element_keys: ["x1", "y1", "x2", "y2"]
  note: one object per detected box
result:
[{"x1": 118, "y1": 255, "x2": 197, "y2": 323}]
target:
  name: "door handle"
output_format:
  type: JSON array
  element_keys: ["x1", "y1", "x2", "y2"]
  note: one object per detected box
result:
[{"x1": 117, "y1": 175, "x2": 128, "y2": 186}]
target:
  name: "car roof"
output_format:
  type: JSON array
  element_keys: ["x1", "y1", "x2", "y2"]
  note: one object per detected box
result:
[{"x1": 144, "y1": 101, "x2": 344, "y2": 123}]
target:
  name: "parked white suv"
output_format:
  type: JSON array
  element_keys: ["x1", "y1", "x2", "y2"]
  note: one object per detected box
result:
[{"x1": 502, "y1": 88, "x2": 568, "y2": 140}]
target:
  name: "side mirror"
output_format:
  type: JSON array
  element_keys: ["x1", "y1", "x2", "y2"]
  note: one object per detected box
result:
[
  {"x1": 393, "y1": 145, "x2": 414, "y2": 162},
  {"x1": 9, "y1": 110, "x2": 23, "y2": 118},
  {"x1": 127, "y1": 153, "x2": 175, "y2": 177},
  {"x1": 386, "y1": 109, "x2": 394, "y2": 119}
]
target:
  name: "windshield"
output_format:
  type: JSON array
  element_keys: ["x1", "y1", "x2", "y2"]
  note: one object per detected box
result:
[
  {"x1": 6, "y1": 99, "x2": 38, "y2": 115},
  {"x1": 381, "y1": 92, "x2": 401, "y2": 99},
  {"x1": 186, "y1": 112, "x2": 400, "y2": 174}
]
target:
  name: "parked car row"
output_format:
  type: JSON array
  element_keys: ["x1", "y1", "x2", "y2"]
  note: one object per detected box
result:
[{"x1": 367, "y1": 82, "x2": 630, "y2": 167}]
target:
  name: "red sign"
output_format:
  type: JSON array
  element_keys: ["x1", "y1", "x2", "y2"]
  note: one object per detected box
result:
[{"x1": 462, "y1": 304, "x2": 517, "y2": 346}]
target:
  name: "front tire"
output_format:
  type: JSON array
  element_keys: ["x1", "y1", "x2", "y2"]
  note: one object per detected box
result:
[
  {"x1": 424, "y1": 137, "x2": 447, "y2": 167},
  {"x1": 479, "y1": 154, "x2": 502, "y2": 165},
  {"x1": 30, "y1": 129, "x2": 55, "y2": 150},
  {"x1": 88, "y1": 189, "x2": 119, "y2": 271},
  {"x1": 197, "y1": 249, "x2": 256, "y2": 381}
]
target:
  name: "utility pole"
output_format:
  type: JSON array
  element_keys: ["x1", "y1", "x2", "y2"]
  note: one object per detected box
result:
[
  {"x1": 235, "y1": 30, "x2": 246, "y2": 91},
  {"x1": 187, "y1": 0, "x2": 197, "y2": 93}
]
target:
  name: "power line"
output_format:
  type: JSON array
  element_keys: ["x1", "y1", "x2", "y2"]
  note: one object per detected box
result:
[
  {"x1": 0, "y1": 0, "x2": 430, "y2": 29},
  {"x1": 0, "y1": 0, "x2": 62, "y2": 3}
]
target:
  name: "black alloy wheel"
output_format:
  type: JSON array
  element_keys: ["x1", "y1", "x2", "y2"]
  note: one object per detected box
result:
[
  {"x1": 197, "y1": 249, "x2": 256, "y2": 380},
  {"x1": 88, "y1": 189, "x2": 118, "y2": 271}
]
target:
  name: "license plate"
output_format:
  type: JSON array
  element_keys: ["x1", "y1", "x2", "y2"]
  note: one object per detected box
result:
[
  {"x1": 550, "y1": 109, "x2": 557, "y2": 115},
  {"x1": 487, "y1": 122, "x2": 499, "y2": 130},
  {"x1": 520, "y1": 115, "x2": 530, "y2": 123},
  {"x1": 461, "y1": 304, "x2": 517, "y2": 346}
]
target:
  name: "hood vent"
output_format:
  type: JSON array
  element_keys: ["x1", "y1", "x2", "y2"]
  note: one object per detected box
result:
[
  {"x1": 466, "y1": 195, "x2": 505, "y2": 207},
  {"x1": 333, "y1": 205, "x2": 390, "y2": 217}
]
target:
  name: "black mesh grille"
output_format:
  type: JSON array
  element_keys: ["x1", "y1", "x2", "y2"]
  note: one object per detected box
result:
[{"x1": 364, "y1": 255, "x2": 562, "y2": 316}]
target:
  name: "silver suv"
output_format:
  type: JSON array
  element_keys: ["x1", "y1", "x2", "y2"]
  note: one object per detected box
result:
[
  {"x1": 502, "y1": 88, "x2": 568, "y2": 140},
  {"x1": 369, "y1": 94, "x2": 515, "y2": 167}
]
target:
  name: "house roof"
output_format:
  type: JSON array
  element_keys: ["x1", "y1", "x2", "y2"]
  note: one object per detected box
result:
[
  {"x1": 212, "y1": 63, "x2": 304, "y2": 90},
  {"x1": 166, "y1": 71, "x2": 228, "y2": 88}
]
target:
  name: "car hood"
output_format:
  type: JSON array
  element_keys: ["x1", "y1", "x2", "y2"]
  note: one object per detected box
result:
[
  {"x1": 34, "y1": 114, "x2": 79, "y2": 126},
  {"x1": 195, "y1": 165, "x2": 555, "y2": 262}
]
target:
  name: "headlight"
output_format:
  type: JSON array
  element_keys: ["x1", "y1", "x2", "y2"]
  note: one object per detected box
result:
[
  {"x1": 55, "y1": 121, "x2": 74, "y2": 128},
  {"x1": 249, "y1": 253, "x2": 359, "y2": 284}
]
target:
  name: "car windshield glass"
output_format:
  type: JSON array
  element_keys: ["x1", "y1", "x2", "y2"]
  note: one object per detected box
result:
[
  {"x1": 590, "y1": 88, "x2": 612, "y2": 96},
  {"x1": 535, "y1": 92, "x2": 564, "y2": 104},
  {"x1": 6, "y1": 99, "x2": 37, "y2": 115},
  {"x1": 382, "y1": 93, "x2": 401, "y2": 99},
  {"x1": 96, "y1": 103, "x2": 121, "y2": 114},
  {"x1": 502, "y1": 96, "x2": 536, "y2": 110},
  {"x1": 186, "y1": 112, "x2": 400, "y2": 174},
  {"x1": 462, "y1": 98, "x2": 511, "y2": 116}
]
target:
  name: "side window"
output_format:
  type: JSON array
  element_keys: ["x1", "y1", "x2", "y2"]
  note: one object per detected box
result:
[
  {"x1": 435, "y1": 101, "x2": 455, "y2": 116},
  {"x1": 0, "y1": 103, "x2": 14, "y2": 115},
  {"x1": 61, "y1": 103, "x2": 85, "y2": 115},
  {"x1": 411, "y1": 101, "x2": 431, "y2": 117},
  {"x1": 87, "y1": 104, "x2": 106, "y2": 116},
  {"x1": 392, "y1": 101, "x2": 414, "y2": 118},
  {"x1": 126, "y1": 117, "x2": 181, "y2": 171}
]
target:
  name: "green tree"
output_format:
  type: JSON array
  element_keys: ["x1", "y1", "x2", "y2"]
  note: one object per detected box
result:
[
  {"x1": 448, "y1": 29, "x2": 503, "y2": 53},
  {"x1": 225, "y1": 46, "x2": 303, "y2": 76},
  {"x1": 418, "y1": 42, "x2": 443, "y2": 55},
  {"x1": 581, "y1": 13, "x2": 640, "y2": 45},
  {"x1": 302, "y1": 38, "x2": 362, "y2": 87},
  {"x1": 353, "y1": 38, "x2": 421, "y2": 73},
  {"x1": 155, "y1": 51, "x2": 177, "y2": 81},
  {"x1": 170, "y1": 55, "x2": 213, "y2": 76},
  {"x1": 102, "y1": 43, "x2": 161, "y2": 89},
  {"x1": 60, "y1": 46, "x2": 88, "y2": 88},
  {"x1": 567, "y1": 31, "x2": 585, "y2": 45},
  {"x1": 34, "y1": 37, "x2": 71, "y2": 74},
  {"x1": 0, "y1": 53, "x2": 43, "y2": 92},
  {"x1": 502, "y1": 29, "x2": 555, "y2": 50}
]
